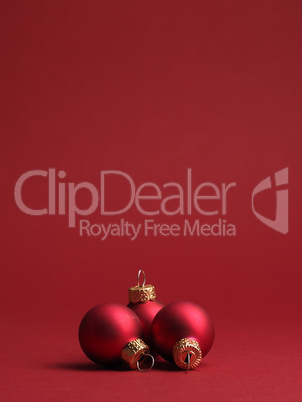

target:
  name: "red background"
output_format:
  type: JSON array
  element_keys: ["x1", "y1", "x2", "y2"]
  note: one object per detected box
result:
[{"x1": 1, "y1": 1, "x2": 301, "y2": 400}]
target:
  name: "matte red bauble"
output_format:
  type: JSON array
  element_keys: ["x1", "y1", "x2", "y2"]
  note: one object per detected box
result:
[
  {"x1": 127, "y1": 270, "x2": 164, "y2": 345},
  {"x1": 152, "y1": 301, "x2": 215, "y2": 369},
  {"x1": 128, "y1": 301, "x2": 164, "y2": 344},
  {"x1": 79, "y1": 302, "x2": 151, "y2": 369}
]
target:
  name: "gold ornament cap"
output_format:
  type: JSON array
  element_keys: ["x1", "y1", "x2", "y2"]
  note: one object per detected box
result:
[
  {"x1": 172, "y1": 338, "x2": 202, "y2": 370},
  {"x1": 128, "y1": 270, "x2": 157, "y2": 304},
  {"x1": 121, "y1": 338, "x2": 154, "y2": 371}
]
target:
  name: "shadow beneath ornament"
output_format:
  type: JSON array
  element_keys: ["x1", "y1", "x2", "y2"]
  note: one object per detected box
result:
[
  {"x1": 152, "y1": 358, "x2": 211, "y2": 371},
  {"x1": 45, "y1": 359, "x2": 211, "y2": 372},
  {"x1": 46, "y1": 362, "x2": 130, "y2": 372},
  {"x1": 152, "y1": 360, "x2": 180, "y2": 371}
]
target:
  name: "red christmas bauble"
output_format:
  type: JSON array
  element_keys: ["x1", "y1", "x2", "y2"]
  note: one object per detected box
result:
[
  {"x1": 127, "y1": 270, "x2": 164, "y2": 346},
  {"x1": 151, "y1": 301, "x2": 215, "y2": 369},
  {"x1": 127, "y1": 300, "x2": 164, "y2": 345},
  {"x1": 79, "y1": 302, "x2": 143, "y2": 367}
]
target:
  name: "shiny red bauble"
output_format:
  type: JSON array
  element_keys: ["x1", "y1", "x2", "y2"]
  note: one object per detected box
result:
[
  {"x1": 151, "y1": 301, "x2": 215, "y2": 368},
  {"x1": 79, "y1": 302, "x2": 142, "y2": 367},
  {"x1": 127, "y1": 300, "x2": 164, "y2": 345}
]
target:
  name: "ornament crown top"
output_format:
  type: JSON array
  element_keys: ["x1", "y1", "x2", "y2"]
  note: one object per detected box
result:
[
  {"x1": 121, "y1": 338, "x2": 154, "y2": 371},
  {"x1": 128, "y1": 270, "x2": 157, "y2": 304}
]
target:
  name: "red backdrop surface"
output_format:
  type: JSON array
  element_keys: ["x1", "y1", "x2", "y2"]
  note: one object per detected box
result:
[{"x1": 0, "y1": 1, "x2": 301, "y2": 401}]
